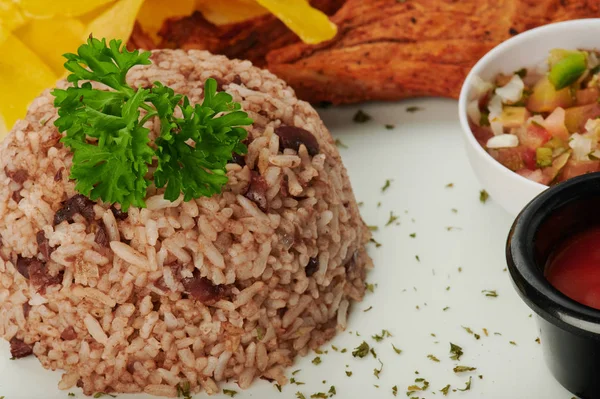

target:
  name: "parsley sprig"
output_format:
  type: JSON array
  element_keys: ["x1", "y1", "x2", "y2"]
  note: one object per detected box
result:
[{"x1": 52, "y1": 37, "x2": 251, "y2": 211}]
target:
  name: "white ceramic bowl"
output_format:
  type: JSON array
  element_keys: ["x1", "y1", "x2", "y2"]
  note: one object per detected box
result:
[{"x1": 458, "y1": 18, "x2": 600, "y2": 216}]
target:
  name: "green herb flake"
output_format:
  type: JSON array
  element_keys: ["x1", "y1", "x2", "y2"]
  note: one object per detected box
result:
[
  {"x1": 440, "y1": 384, "x2": 451, "y2": 395},
  {"x1": 463, "y1": 326, "x2": 474, "y2": 335},
  {"x1": 93, "y1": 394, "x2": 117, "y2": 399},
  {"x1": 443, "y1": 306, "x2": 450, "y2": 311},
  {"x1": 427, "y1": 354, "x2": 440, "y2": 362},
  {"x1": 369, "y1": 238, "x2": 382, "y2": 248},
  {"x1": 482, "y1": 290, "x2": 498, "y2": 298},
  {"x1": 68, "y1": 394, "x2": 76, "y2": 398},
  {"x1": 223, "y1": 389, "x2": 238, "y2": 397},
  {"x1": 385, "y1": 211, "x2": 399, "y2": 226},
  {"x1": 452, "y1": 208, "x2": 458, "y2": 213},
  {"x1": 510, "y1": 341, "x2": 517, "y2": 346},
  {"x1": 385, "y1": 124, "x2": 395, "y2": 130},
  {"x1": 340, "y1": 348, "x2": 347, "y2": 353},
  {"x1": 334, "y1": 139, "x2": 348, "y2": 148},
  {"x1": 296, "y1": 393, "x2": 307, "y2": 399},
  {"x1": 458, "y1": 376, "x2": 472, "y2": 392},
  {"x1": 292, "y1": 369, "x2": 301, "y2": 376},
  {"x1": 345, "y1": 371, "x2": 353, "y2": 377},
  {"x1": 370, "y1": 348, "x2": 378, "y2": 358},
  {"x1": 535, "y1": 337, "x2": 541, "y2": 344},
  {"x1": 275, "y1": 384, "x2": 282, "y2": 392},
  {"x1": 415, "y1": 255, "x2": 420, "y2": 262},
  {"x1": 446, "y1": 183, "x2": 454, "y2": 188},
  {"x1": 312, "y1": 357, "x2": 322, "y2": 365},
  {"x1": 454, "y1": 365, "x2": 477, "y2": 373},
  {"x1": 367, "y1": 225, "x2": 379, "y2": 231},
  {"x1": 409, "y1": 233, "x2": 416, "y2": 238},
  {"x1": 310, "y1": 393, "x2": 327, "y2": 399},
  {"x1": 480, "y1": 190, "x2": 490, "y2": 204},
  {"x1": 365, "y1": 283, "x2": 375, "y2": 293},
  {"x1": 328, "y1": 386, "x2": 336, "y2": 396},
  {"x1": 449, "y1": 343, "x2": 463, "y2": 361},
  {"x1": 256, "y1": 327, "x2": 264, "y2": 340},
  {"x1": 372, "y1": 329, "x2": 392, "y2": 342},
  {"x1": 406, "y1": 106, "x2": 423, "y2": 113},
  {"x1": 392, "y1": 385, "x2": 398, "y2": 396},
  {"x1": 381, "y1": 179, "x2": 393, "y2": 192},
  {"x1": 392, "y1": 344, "x2": 402, "y2": 354},
  {"x1": 363, "y1": 306, "x2": 373, "y2": 312},
  {"x1": 352, "y1": 341, "x2": 370, "y2": 358},
  {"x1": 373, "y1": 360, "x2": 384, "y2": 379},
  {"x1": 353, "y1": 110, "x2": 372, "y2": 123},
  {"x1": 176, "y1": 382, "x2": 191, "y2": 399},
  {"x1": 52, "y1": 38, "x2": 251, "y2": 211},
  {"x1": 377, "y1": 201, "x2": 382, "y2": 208}
]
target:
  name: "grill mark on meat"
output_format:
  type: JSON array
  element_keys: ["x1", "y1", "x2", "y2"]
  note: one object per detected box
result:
[
  {"x1": 275, "y1": 125, "x2": 320, "y2": 156},
  {"x1": 54, "y1": 194, "x2": 96, "y2": 225},
  {"x1": 9, "y1": 337, "x2": 33, "y2": 359},
  {"x1": 244, "y1": 171, "x2": 268, "y2": 211}
]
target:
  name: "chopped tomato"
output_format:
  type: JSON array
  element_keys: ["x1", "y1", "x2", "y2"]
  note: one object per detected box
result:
[
  {"x1": 520, "y1": 147, "x2": 537, "y2": 170},
  {"x1": 516, "y1": 168, "x2": 550, "y2": 184},
  {"x1": 576, "y1": 87, "x2": 600, "y2": 106},
  {"x1": 542, "y1": 107, "x2": 569, "y2": 142},
  {"x1": 489, "y1": 147, "x2": 525, "y2": 171},
  {"x1": 557, "y1": 159, "x2": 600, "y2": 181},
  {"x1": 469, "y1": 120, "x2": 493, "y2": 145},
  {"x1": 517, "y1": 123, "x2": 552, "y2": 149}
]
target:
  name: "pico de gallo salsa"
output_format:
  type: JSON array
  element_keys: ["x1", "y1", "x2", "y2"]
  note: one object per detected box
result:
[{"x1": 468, "y1": 48, "x2": 600, "y2": 185}]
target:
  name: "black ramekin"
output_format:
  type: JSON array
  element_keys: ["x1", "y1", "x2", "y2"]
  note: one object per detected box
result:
[{"x1": 507, "y1": 172, "x2": 600, "y2": 399}]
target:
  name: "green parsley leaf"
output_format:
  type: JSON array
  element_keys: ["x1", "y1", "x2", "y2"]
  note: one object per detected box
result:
[
  {"x1": 296, "y1": 393, "x2": 307, "y2": 399},
  {"x1": 369, "y1": 238, "x2": 382, "y2": 248},
  {"x1": 312, "y1": 357, "x2": 322, "y2": 365},
  {"x1": 392, "y1": 344, "x2": 402, "y2": 354},
  {"x1": 406, "y1": 106, "x2": 423, "y2": 113},
  {"x1": 275, "y1": 384, "x2": 282, "y2": 392},
  {"x1": 93, "y1": 393, "x2": 116, "y2": 399},
  {"x1": 427, "y1": 354, "x2": 440, "y2": 362},
  {"x1": 385, "y1": 124, "x2": 395, "y2": 130},
  {"x1": 367, "y1": 225, "x2": 379, "y2": 231},
  {"x1": 52, "y1": 38, "x2": 251, "y2": 211},
  {"x1": 310, "y1": 393, "x2": 327, "y2": 399},
  {"x1": 345, "y1": 371, "x2": 353, "y2": 377},
  {"x1": 409, "y1": 233, "x2": 416, "y2": 238},
  {"x1": 480, "y1": 190, "x2": 490, "y2": 203},
  {"x1": 352, "y1": 341, "x2": 370, "y2": 358},
  {"x1": 365, "y1": 283, "x2": 375, "y2": 293},
  {"x1": 223, "y1": 389, "x2": 238, "y2": 397},
  {"x1": 482, "y1": 290, "x2": 498, "y2": 298},
  {"x1": 510, "y1": 341, "x2": 517, "y2": 346},
  {"x1": 363, "y1": 306, "x2": 373, "y2": 312},
  {"x1": 392, "y1": 385, "x2": 398, "y2": 396},
  {"x1": 328, "y1": 386, "x2": 337, "y2": 396},
  {"x1": 68, "y1": 394, "x2": 76, "y2": 398},
  {"x1": 449, "y1": 343, "x2": 463, "y2": 361}
]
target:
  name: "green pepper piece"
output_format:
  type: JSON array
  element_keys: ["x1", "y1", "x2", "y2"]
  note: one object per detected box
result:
[
  {"x1": 548, "y1": 52, "x2": 587, "y2": 90},
  {"x1": 536, "y1": 147, "x2": 553, "y2": 168}
]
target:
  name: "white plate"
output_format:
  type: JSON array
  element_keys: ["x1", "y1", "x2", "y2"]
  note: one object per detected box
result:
[{"x1": 0, "y1": 99, "x2": 571, "y2": 399}]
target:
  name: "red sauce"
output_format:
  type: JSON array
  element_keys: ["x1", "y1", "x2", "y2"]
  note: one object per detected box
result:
[{"x1": 546, "y1": 226, "x2": 600, "y2": 310}]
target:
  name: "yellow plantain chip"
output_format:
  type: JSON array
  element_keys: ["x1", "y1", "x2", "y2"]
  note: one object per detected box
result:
[
  {"x1": 85, "y1": 0, "x2": 144, "y2": 42},
  {"x1": 17, "y1": 0, "x2": 116, "y2": 18},
  {"x1": 138, "y1": 0, "x2": 195, "y2": 42},
  {"x1": 256, "y1": 0, "x2": 337, "y2": 44},
  {"x1": 16, "y1": 18, "x2": 85, "y2": 76},
  {"x1": 195, "y1": 0, "x2": 268, "y2": 25},
  {"x1": 0, "y1": 0, "x2": 27, "y2": 32},
  {"x1": 0, "y1": 31, "x2": 56, "y2": 136}
]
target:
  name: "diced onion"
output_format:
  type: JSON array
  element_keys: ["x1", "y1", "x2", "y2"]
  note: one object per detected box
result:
[
  {"x1": 585, "y1": 118, "x2": 600, "y2": 134},
  {"x1": 470, "y1": 75, "x2": 494, "y2": 100},
  {"x1": 495, "y1": 74, "x2": 524, "y2": 103},
  {"x1": 569, "y1": 133, "x2": 594, "y2": 160},
  {"x1": 589, "y1": 52, "x2": 599, "y2": 70},
  {"x1": 467, "y1": 100, "x2": 481, "y2": 125},
  {"x1": 486, "y1": 134, "x2": 519, "y2": 149},
  {"x1": 487, "y1": 95, "x2": 504, "y2": 135}
]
